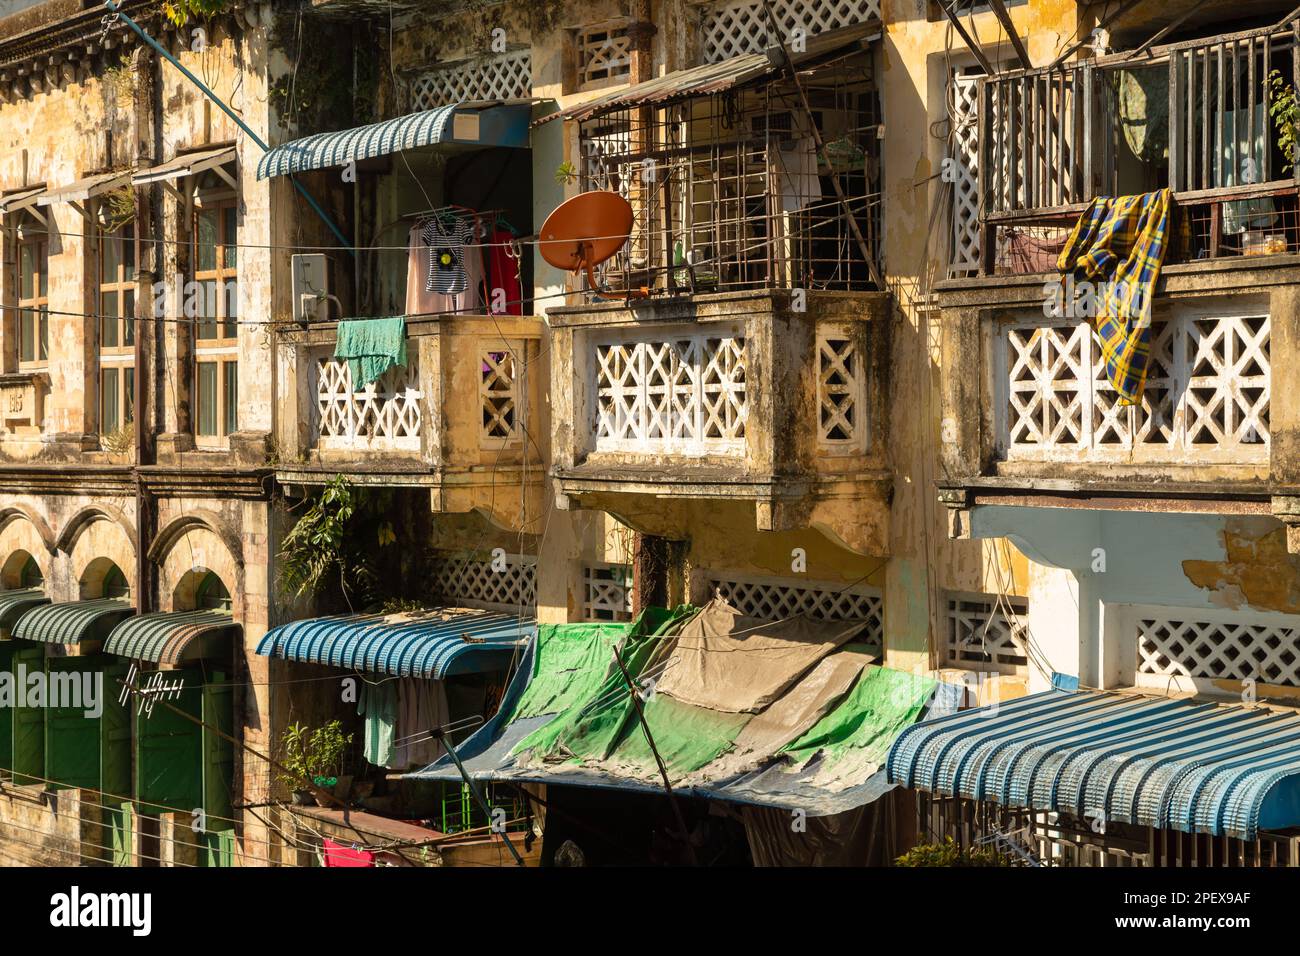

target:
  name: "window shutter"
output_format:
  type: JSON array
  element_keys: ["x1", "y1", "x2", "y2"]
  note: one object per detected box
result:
[
  {"x1": 100, "y1": 660, "x2": 132, "y2": 801},
  {"x1": 0, "y1": 643, "x2": 16, "y2": 774},
  {"x1": 134, "y1": 668, "x2": 202, "y2": 814},
  {"x1": 11, "y1": 645, "x2": 45, "y2": 785},
  {"x1": 44, "y1": 657, "x2": 102, "y2": 789},
  {"x1": 201, "y1": 671, "x2": 234, "y2": 823}
]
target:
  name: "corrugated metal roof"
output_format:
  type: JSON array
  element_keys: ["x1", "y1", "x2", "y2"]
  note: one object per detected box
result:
[
  {"x1": 887, "y1": 690, "x2": 1300, "y2": 840},
  {"x1": 255, "y1": 102, "x2": 534, "y2": 180},
  {"x1": 534, "y1": 21, "x2": 880, "y2": 127},
  {"x1": 255, "y1": 607, "x2": 533, "y2": 678},
  {"x1": 0, "y1": 587, "x2": 49, "y2": 628},
  {"x1": 103, "y1": 609, "x2": 240, "y2": 664},
  {"x1": 12, "y1": 597, "x2": 133, "y2": 645}
]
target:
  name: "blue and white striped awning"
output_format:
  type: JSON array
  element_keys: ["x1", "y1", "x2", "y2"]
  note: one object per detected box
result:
[
  {"x1": 255, "y1": 607, "x2": 533, "y2": 678},
  {"x1": 256, "y1": 102, "x2": 533, "y2": 179},
  {"x1": 887, "y1": 690, "x2": 1300, "y2": 841}
]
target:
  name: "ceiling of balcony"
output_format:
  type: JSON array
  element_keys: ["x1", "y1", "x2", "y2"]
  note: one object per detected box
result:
[{"x1": 1107, "y1": 0, "x2": 1298, "y2": 48}]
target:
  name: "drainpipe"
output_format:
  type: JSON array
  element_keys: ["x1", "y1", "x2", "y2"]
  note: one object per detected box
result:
[{"x1": 131, "y1": 41, "x2": 161, "y2": 614}]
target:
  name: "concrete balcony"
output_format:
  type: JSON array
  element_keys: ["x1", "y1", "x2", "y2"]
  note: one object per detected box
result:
[
  {"x1": 274, "y1": 314, "x2": 546, "y2": 530},
  {"x1": 548, "y1": 289, "x2": 892, "y2": 554},
  {"x1": 934, "y1": 257, "x2": 1300, "y2": 548}
]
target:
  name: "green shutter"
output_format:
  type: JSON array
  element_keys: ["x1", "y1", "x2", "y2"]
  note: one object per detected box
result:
[
  {"x1": 100, "y1": 661, "x2": 132, "y2": 802},
  {"x1": 134, "y1": 668, "x2": 202, "y2": 815},
  {"x1": 11, "y1": 645, "x2": 45, "y2": 786},
  {"x1": 105, "y1": 801, "x2": 133, "y2": 867},
  {"x1": 202, "y1": 671, "x2": 234, "y2": 822},
  {"x1": 201, "y1": 827, "x2": 235, "y2": 868},
  {"x1": 0, "y1": 643, "x2": 16, "y2": 775},
  {"x1": 44, "y1": 657, "x2": 103, "y2": 790}
]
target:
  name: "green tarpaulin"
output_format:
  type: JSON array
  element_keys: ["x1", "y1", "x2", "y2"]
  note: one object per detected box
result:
[{"x1": 410, "y1": 600, "x2": 938, "y2": 815}]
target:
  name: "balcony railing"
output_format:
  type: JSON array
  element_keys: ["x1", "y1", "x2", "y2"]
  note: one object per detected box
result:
[
  {"x1": 962, "y1": 22, "x2": 1300, "y2": 275},
  {"x1": 996, "y1": 309, "x2": 1270, "y2": 464},
  {"x1": 579, "y1": 49, "x2": 882, "y2": 295},
  {"x1": 313, "y1": 350, "x2": 422, "y2": 453}
]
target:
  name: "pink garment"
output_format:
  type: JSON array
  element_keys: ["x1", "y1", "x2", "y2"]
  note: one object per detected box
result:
[
  {"x1": 405, "y1": 220, "x2": 485, "y2": 316},
  {"x1": 323, "y1": 838, "x2": 374, "y2": 867}
]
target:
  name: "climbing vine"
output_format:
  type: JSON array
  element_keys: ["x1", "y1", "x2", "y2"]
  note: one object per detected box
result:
[{"x1": 160, "y1": 0, "x2": 232, "y2": 27}]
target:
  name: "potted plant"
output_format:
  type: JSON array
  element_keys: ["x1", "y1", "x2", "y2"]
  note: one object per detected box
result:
[{"x1": 278, "y1": 720, "x2": 352, "y2": 806}]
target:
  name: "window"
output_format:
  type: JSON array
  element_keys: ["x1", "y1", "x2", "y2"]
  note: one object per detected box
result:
[
  {"x1": 97, "y1": 218, "x2": 136, "y2": 435},
  {"x1": 102, "y1": 565, "x2": 130, "y2": 599},
  {"x1": 193, "y1": 194, "x2": 238, "y2": 444},
  {"x1": 17, "y1": 228, "x2": 48, "y2": 367},
  {"x1": 576, "y1": 20, "x2": 633, "y2": 91},
  {"x1": 19, "y1": 555, "x2": 43, "y2": 589},
  {"x1": 583, "y1": 564, "x2": 633, "y2": 621},
  {"x1": 195, "y1": 572, "x2": 231, "y2": 611}
]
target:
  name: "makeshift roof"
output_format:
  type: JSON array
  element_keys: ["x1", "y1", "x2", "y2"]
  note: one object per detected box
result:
[
  {"x1": 533, "y1": 21, "x2": 881, "y2": 127},
  {"x1": 408, "y1": 599, "x2": 936, "y2": 816}
]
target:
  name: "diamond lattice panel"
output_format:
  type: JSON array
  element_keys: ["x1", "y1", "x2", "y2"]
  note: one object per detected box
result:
[
  {"x1": 708, "y1": 575, "x2": 883, "y2": 649},
  {"x1": 411, "y1": 49, "x2": 532, "y2": 109},
  {"x1": 701, "y1": 0, "x2": 881, "y2": 63},
  {"x1": 1138, "y1": 616, "x2": 1300, "y2": 687},
  {"x1": 430, "y1": 553, "x2": 537, "y2": 611},
  {"x1": 314, "y1": 352, "x2": 422, "y2": 452}
]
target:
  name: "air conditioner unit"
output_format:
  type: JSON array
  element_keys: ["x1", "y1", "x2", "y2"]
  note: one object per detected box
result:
[{"x1": 291, "y1": 253, "x2": 336, "y2": 322}]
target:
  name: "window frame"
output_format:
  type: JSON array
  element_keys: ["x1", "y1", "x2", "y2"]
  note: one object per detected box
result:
[
  {"x1": 16, "y1": 224, "x2": 49, "y2": 370},
  {"x1": 191, "y1": 190, "x2": 239, "y2": 446},
  {"x1": 96, "y1": 215, "x2": 137, "y2": 436}
]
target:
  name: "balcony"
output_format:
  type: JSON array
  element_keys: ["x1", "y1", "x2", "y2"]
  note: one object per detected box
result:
[
  {"x1": 950, "y1": 22, "x2": 1300, "y2": 278},
  {"x1": 274, "y1": 314, "x2": 545, "y2": 529},
  {"x1": 548, "y1": 288, "x2": 892, "y2": 554}
]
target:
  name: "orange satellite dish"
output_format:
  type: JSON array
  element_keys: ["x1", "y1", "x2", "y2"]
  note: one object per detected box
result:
[{"x1": 539, "y1": 191, "x2": 648, "y2": 299}]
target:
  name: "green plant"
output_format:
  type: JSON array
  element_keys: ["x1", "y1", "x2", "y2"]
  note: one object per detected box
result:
[
  {"x1": 1269, "y1": 70, "x2": 1300, "y2": 174},
  {"x1": 101, "y1": 186, "x2": 136, "y2": 232},
  {"x1": 894, "y1": 837, "x2": 1019, "y2": 867},
  {"x1": 161, "y1": 0, "x2": 231, "y2": 27},
  {"x1": 103, "y1": 50, "x2": 135, "y2": 100},
  {"x1": 101, "y1": 424, "x2": 134, "y2": 455},
  {"x1": 277, "y1": 474, "x2": 356, "y2": 602},
  {"x1": 278, "y1": 720, "x2": 352, "y2": 791},
  {"x1": 554, "y1": 161, "x2": 578, "y2": 187}
]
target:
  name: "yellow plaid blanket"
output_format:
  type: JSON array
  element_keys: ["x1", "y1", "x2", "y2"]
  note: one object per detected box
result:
[{"x1": 1056, "y1": 188, "x2": 1174, "y2": 406}]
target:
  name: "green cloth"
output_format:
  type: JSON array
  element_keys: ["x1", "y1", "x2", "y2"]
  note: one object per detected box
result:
[
  {"x1": 335, "y1": 317, "x2": 408, "y2": 388},
  {"x1": 358, "y1": 679, "x2": 397, "y2": 768}
]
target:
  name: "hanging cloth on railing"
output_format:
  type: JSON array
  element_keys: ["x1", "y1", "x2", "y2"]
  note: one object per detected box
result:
[
  {"x1": 1056, "y1": 188, "x2": 1175, "y2": 406},
  {"x1": 334, "y1": 317, "x2": 408, "y2": 388}
]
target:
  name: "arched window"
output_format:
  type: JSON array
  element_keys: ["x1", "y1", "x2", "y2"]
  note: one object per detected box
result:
[
  {"x1": 195, "y1": 572, "x2": 231, "y2": 612},
  {"x1": 102, "y1": 564, "x2": 130, "y2": 599},
  {"x1": 20, "y1": 555, "x2": 43, "y2": 589}
]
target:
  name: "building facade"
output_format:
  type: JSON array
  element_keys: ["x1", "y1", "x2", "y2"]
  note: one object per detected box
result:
[{"x1": 0, "y1": 0, "x2": 1295, "y2": 866}]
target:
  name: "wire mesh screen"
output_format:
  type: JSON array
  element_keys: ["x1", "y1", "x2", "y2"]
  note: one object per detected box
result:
[{"x1": 578, "y1": 51, "x2": 881, "y2": 295}]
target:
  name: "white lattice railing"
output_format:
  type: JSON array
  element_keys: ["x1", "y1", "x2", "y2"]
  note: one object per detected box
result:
[
  {"x1": 949, "y1": 71, "x2": 982, "y2": 276},
  {"x1": 584, "y1": 564, "x2": 633, "y2": 622},
  {"x1": 314, "y1": 352, "x2": 422, "y2": 453},
  {"x1": 817, "y1": 330, "x2": 867, "y2": 452},
  {"x1": 480, "y1": 347, "x2": 521, "y2": 447},
  {"x1": 946, "y1": 594, "x2": 1029, "y2": 673},
  {"x1": 411, "y1": 49, "x2": 532, "y2": 109},
  {"x1": 999, "y1": 312, "x2": 1270, "y2": 462},
  {"x1": 699, "y1": 0, "x2": 880, "y2": 63},
  {"x1": 593, "y1": 333, "x2": 748, "y2": 455},
  {"x1": 430, "y1": 552, "x2": 537, "y2": 611},
  {"x1": 1137, "y1": 614, "x2": 1300, "y2": 689},
  {"x1": 708, "y1": 574, "x2": 884, "y2": 649}
]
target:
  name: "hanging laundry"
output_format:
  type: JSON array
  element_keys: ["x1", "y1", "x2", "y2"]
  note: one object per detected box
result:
[
  {"x1": 486, "y1": 226, "x2": 523, "y2": 315},
  {"x1": 775, "y1": 137, "x2": 823, "y2": 215},
  {"x1": 406, "y1": 218, "x2": 485, "y2": 315},
  {"x1": 322, "y1": 838, "x2": 375, "y2": 867},
  {"x1": 391, "y1": 677, "x2": 451, "y2": 770},
  {"x1": 1056, "y1": 188, "x2": 1175, "y2": 406},
  {"x1": 334, "y1": 317, "x2": 407, "y2": 388},
  {"x1": 422, "y1": 214, "x2": 474, "y2": 295},
  {"x1": 357, "y1": 678, "x2": 398, "y2": 768}
]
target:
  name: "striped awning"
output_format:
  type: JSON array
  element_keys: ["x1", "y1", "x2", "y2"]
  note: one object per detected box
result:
[
  {"x1": 0, "y1": 588, "x2": 50, "y2": 629},
  {"x1": 887, "y1": 690, "x2": 1300, "y2": 841},
  {"x1": 255, "y1": 607, "x2": 533, "y2": 678},
  {"x1": 12, "y1": 598, "x2": 134, "y2": 646},
  {"x1": 103, "y1": 610, "x2": 240, "y2": 665},
  {"x1": 256, "y1": 102, "x2": 533, "y2": 179}
]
